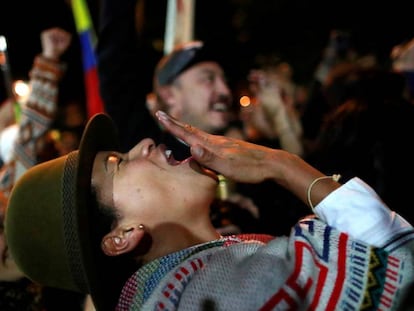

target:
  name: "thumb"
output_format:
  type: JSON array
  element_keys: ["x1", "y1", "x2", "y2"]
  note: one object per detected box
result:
[
  {"x1": 190, "y1": 144, "x2": 221, "y2": 175},
  {"x1": 190, "y1": 144, "x2": 206, "y2": 161}
]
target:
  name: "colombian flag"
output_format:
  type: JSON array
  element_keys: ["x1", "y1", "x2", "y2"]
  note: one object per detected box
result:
[{"x1": 71, "y1": 0, "x2": 104, "y2": 117}]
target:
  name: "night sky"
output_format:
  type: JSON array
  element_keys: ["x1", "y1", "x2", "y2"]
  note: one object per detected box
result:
[{"x1": 1, "y1": 0, "x2": 414, "y2": 104}]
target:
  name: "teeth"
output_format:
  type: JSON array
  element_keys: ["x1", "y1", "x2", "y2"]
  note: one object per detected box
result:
[
  {"x1": 165, "y1": 150, "x2": 172, "y2": 159},
  {"x1": 212, "y1": 102, "x2": 228, "y2": 112}
]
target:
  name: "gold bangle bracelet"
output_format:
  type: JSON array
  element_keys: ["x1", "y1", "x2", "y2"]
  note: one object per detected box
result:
[{"x1": 307, "y1": 174, "x2": 341, "y2": 213}]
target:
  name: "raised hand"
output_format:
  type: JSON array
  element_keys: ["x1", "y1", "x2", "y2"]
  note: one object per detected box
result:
[
  {"x1": 156, "y1": 110, "x2": 340, "y2": 206},
  {"x1": 156, "y1": 110, "x2": 282, "y2": 184},
  {"x1": 41, "y1": 27, "x2": 72, "y2": 60}
]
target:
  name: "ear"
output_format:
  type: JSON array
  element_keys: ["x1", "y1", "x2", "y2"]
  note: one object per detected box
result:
[
  {"x1": 157, "y1": 85, "x2": 174, "y2": 103},
  {"x1": 157, "y1": 85, "x2": 181, "y2": 113},
  {"x1": 146, "y1": 92, "x2": 158, "y2": 117},
  {"x1": 101, "y1": 225, "x2": 146, "y2": 256}
]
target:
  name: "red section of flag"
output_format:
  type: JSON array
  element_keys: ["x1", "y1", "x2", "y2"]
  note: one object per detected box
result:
[{"x1": 84, "y1": 66, "x2": 104, "y2": 117}]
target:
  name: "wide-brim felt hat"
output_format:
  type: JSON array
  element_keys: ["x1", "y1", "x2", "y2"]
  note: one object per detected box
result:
[{"x1": 5, "y1": 113, "x2": 135, "y2": 311}]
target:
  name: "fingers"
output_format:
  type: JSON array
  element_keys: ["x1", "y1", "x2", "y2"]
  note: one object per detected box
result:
[
  {"x1": 41, "y1": 28, "x2": 72, "y2": 59},
  {"x1": 155, "y1": 110, "x2": 269, "y2": 183},
  {"x1": 155, "y1": 110, "x2": 207, "y2": 147},
  {"x1": 155, "y1": 110, "x2": 220, "y2": 169}
]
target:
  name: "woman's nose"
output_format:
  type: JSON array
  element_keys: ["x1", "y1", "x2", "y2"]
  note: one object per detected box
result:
[{"x1": 128, "y1": 138, "x2": 155, "y2": 158}]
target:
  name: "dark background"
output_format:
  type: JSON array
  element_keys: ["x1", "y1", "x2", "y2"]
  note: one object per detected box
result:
[{"x1": 1, "y1": 0, "x2": 414, "y2": 106}]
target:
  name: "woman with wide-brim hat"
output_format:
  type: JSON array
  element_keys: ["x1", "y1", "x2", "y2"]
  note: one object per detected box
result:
[{"x1": 6, "y1": 112, "x2": 414, "y2": 310}]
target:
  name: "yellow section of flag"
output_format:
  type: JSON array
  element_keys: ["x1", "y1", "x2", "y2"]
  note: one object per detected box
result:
[{"x1": 71, "y1": 0, "x2": 92, "y2": 33}]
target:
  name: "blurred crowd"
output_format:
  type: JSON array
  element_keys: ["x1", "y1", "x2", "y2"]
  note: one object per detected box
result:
[{"x1": 1, "y1": 1, "x2": 414, "y2": 310}]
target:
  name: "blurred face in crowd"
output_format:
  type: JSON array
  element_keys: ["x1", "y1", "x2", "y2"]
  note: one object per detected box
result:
[{"x1": 165, "y1": 62, "x2": 233, "y2": 134}]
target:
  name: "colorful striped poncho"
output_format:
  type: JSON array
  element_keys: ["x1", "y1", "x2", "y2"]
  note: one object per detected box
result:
[{"x1": 116, "y1": 217, "x2": 414, "y2": 310}]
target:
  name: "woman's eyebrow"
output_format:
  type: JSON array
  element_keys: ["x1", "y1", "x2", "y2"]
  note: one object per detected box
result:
[
  {"x1": 103, "y1": 154, "x2": 112, "y2": 172},
  {"x1": 104, "y1": 154, "x2": 119, "y2": 173}
]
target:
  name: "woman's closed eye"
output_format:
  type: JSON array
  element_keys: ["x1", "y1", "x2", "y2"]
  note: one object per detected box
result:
[{"x1": 106, "y1": 154, "x2": 124, "y2": 173}]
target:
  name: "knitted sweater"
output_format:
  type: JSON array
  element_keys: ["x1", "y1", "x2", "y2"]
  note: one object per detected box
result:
[
  {"x1": 115, "y1": 178, "x2": 414, "y2": 310},
  {"x1": 0, "y1": 55, "x2": 64, "y2": 199},
  {"x1": 116, "y1": 218, "x2": 414, "y2": 310}
]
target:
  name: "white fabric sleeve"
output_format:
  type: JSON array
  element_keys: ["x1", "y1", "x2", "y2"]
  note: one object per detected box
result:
[
  {"x1": 0, "y1": 124, "x2": 18, "y2": 164},
  {"x1": 315, "y1": 177, "x2": 412, "y2": 247}
]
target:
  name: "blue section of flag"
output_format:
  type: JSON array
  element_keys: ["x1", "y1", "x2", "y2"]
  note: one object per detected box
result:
[{"x1": 79, "y1": 30, "x2": 97, "y2": 72}]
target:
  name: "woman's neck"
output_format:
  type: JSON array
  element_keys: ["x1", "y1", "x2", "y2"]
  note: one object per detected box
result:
[{"x1": 141, "y1": 220, "x2": 221, "y2": 264}]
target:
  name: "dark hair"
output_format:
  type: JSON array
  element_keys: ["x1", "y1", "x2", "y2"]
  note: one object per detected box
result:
[
  {"x1": 89, "y1": 185, "x2": 139, "y2": 300},
  {"x1": 90, "y1": 185, "x2": 118, "y2": 240}
]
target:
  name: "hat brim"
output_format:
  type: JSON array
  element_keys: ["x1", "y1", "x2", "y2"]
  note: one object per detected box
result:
[
  {"x1": 75, "y1": 113, "x2": 135, "y2": 310},
  {"x1": 7, "y1": 113, "x2": 133, "y2": 311}
]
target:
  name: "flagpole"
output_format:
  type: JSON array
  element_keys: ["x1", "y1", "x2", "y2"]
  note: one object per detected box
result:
[
  {"x1": 177, "y1": 0, "x2": 194, "y2": 44},
  {"x1": 164, "y1": 0, "x2": 195, "y2": 55},
  {"x1": 164, "y1": 0, "x2": 176, "y2": 55}
]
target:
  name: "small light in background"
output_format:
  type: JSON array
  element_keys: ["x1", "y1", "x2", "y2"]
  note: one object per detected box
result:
[
  {"x1": 49, "y1": 129, "x2": 61, "y2": 142},
  {"x1": 0, "y1": 36, "x2": 7, "y2": 52},
  {"x1": 13, "y1": 80, "x2": 30, "y2": 103},
  {"x1": 239, "y1": 95, "x2": 251, "y2": 107}
]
